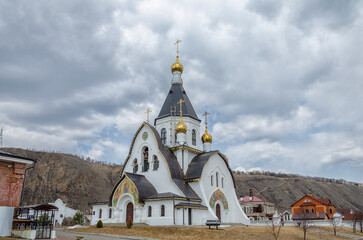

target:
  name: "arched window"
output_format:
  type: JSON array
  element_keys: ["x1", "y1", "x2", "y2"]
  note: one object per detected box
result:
[
  {"x1": 142, "y1": 147, "x2": 149, "y2": 172},
  {"x1": 221, "y1": 178, "x2": 224, "y2": 188},
  {"x1": 161, "y1": 128, "x2": 167, "y2": 145},
  {"x1": 216, "y1": 172, "x2": 219, "y2": 187},
  {"x1": 153, "y1": 155, "x2": 159, "y2": 170},
  {"x1": 192, "y1": 129, "x2": 196, "y2": 146},
  {"x1": 109, "y1": 208, "x2": 112, "y2": 218},
  {"x1": 161, "y1": 205, "x2": 165, "y2": 217},
  {"x1": 305, "y1": 209, "x2": 309, "y2": 214},
  {"x1": 211, "y1": 175, "x2": 213, "y2": 186},
  {"x1": 99, "y1": 209, "x2": 102, "y2": 218},
  {"x1": 148, "y1": 206, "x2": 152, "y2": 217},
  {"x1": 311, "y1": 209, "x2": 314, "y2": 213},
  {"x1": 329, "y1": 209, "x2": 332, "y2": 214},
  {"x1": 133, "y1": 158, "x2": 138, "y2": 173}
]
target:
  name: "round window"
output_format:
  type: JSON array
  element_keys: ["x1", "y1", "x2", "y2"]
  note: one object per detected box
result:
[{"x1": 142, "y1": 132, "x2": 148, "y2": 140}]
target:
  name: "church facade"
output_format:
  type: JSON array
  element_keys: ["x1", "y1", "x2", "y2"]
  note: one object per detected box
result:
[{"x1": 90, "y1": 47, "x2": 250, "y2": 226}]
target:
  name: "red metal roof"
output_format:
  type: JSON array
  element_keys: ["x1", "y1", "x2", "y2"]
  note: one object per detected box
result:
[
  {"x1": 308, "y1": 195, "x2": 334, "y2": 206},
  {"x1": 291, "y1": 195, "x2": 334, "y2": 207}
]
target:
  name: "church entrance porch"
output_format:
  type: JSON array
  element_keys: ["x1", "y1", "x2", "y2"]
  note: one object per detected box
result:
[{"x1": 126, "y1": 202, "x2": 133, "y2": 222}]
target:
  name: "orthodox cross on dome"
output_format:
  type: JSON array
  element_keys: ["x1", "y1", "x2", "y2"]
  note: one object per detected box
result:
[
  {"x1": 202, "y1": 111, "x2": 210, "y2": 128},
  {"x1": 145, "y1": 108, "x2": 152, "y2": 123},
  {"x1": 177, "y1": 99, "x2": 185, "y2": 118},
  {"x1": 174, "y1": 39, "x2": 182, "y2": 58}
]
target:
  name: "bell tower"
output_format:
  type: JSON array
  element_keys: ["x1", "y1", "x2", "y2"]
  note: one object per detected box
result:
[{"x1": 155, "y1": 40, "x2": 201, "y2": 149}]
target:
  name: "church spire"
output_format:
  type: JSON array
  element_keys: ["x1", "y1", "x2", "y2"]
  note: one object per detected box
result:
[{"x1": 171, "y1": 39, "x2": 184, "y2": 85}]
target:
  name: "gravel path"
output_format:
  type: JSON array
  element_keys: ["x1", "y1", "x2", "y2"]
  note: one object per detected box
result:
[{"x1": 56, "y1": 229, "x2": 157, "y2": 240}]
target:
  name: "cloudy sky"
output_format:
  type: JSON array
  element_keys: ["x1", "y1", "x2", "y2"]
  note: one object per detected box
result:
[{"x1": 1, "y1": 0, "x2": 362, "y2": 182}]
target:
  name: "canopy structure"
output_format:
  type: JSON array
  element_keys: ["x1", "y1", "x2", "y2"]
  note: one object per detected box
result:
[{"x1": 13, "y1": 204, "x2": 58, "y2": 239}]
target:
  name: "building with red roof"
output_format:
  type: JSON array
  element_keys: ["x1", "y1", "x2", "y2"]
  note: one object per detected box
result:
[
  {"x1": 291, "y1": 194, "x2": 336, "y2": 221},
  {"x1": 238, "y1": 188, "x2": 277, "y2": 221}
]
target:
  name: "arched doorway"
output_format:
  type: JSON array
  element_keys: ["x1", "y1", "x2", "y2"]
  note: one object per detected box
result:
[
  {"x1": 126, "y1": 202, "x2": 134, "y2": 222},
  {"x1": 216, "y1": 204, "x2": 221, "y2": 221}
]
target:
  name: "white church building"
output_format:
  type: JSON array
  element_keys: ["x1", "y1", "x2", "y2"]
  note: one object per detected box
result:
[{"x1": 90, "y1": 45, "x2": 250, "y2": 226}]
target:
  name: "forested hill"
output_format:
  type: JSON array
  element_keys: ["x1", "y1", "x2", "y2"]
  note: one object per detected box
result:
[{"x1": 2, "y1": 148, "x2": 362, "y2": 212}]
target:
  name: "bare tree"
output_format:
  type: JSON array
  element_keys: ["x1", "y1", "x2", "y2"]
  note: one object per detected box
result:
[
  {"x1": 268, "y1": 219, "x2": 282, "y2": 240},
  {"x1": 331, "y1": 216, "x2": 341, "y2": 236},
  {"x1": 352, "y1": 212, "x2": 360, "y2": 233},
  {"x1": 296, "y1": 213, "x2": 312, "y2": 240},
  {"x1": 356, "y1": 211, "x2": 363, "y2": 233}
]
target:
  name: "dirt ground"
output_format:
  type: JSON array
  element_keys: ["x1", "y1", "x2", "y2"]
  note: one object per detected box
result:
[{"x1": 67, "y1": 225, "x2": 352, "y2": 240}]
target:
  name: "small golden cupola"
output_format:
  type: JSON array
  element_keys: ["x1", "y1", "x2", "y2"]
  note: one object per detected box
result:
[
  {"x1": 201, "y1": 127, "x2": 212, "y2": 143},
  {"x1": 175, "y1": 98, "x2": 187, "y2": 134},
  {"x1": 171, "y1": 56, "x2": 184, "y2": 73},
  {"x1": 175, "y1": 118, "x2": 187, "y2": 133},
  {"x1": 171, "y1": 39, "x2": 184, "y2": 73},
  {"x1": 202, "y1": 112, "x2": 212, "y2": 152}
]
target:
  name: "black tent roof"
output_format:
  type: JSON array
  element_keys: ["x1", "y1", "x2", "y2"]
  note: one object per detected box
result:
[
  {"x1": 144, "y1": 192, "x2": 185, "y2": 200},
  {"x1": 125, "y1": 172, "x2": 158, "y2": 202},
  {"x1": 155, "y1": 84, "x2": 200, "y2": 122},
  {"x1": 185, "y1": 151, "x2": 237, "y2": 188}
]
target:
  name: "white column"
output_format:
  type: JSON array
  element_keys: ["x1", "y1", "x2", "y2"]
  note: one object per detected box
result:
[
  {"x1": 203, "y1": 142, "x2": 211, "y2": 152},
  {"x1": 177, "y1": 132, "x2": 186, "y2": 145}
]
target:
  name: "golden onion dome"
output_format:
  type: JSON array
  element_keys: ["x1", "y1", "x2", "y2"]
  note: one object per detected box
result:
[
  {"x1": 202, "y1": 128, "x2": 212, "y2": 143},
  {"x1": 171, "y1": 56, "x2": 184, "y2": 73},
  {"x1": 175, "y1": 120, "x2": 187, "y2": 133}
]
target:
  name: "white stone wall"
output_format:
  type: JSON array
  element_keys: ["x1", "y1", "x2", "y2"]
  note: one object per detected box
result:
[
  {"x1": 90, "y1": 204, "x2": 112, "y2": 225},
  {"x1": 123, "y1": 125, "x2": 182, "y2": 196},
  {"x1": 142, "y1": 200, "x2": 174, "y2": 225},
  {"x1": 174, "y1": 149, "x2": 198, "y2": 175},
  {"x1": 197, "y1": 153, "x2": 250, "y2": 225},
  {"x1": 51, "y1": 198, "x2": 78, "y2": 225},
  {"x1": 0, "y1": 206, "x2": 14, "y2": 237},
  {"x1": 174, "y1": 207, "x2": 210, "y2": 226}
]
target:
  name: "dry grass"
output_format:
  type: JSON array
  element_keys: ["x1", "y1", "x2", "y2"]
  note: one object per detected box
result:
[
  {"x1": 68, "y1": 225, "x2": 351, "y2": 240},
  {"x1": 314, "y1": 226, "x2": 363, "y2": 237}
]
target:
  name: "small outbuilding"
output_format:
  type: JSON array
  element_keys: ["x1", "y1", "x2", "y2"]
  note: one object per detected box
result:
[
  {"x1": 238, "y1": 188, "x2": 277, "y2": 221},
  {"x1": 13, "y1": 203, "x2": 58, "y2": 239},
  {"x1": 0, "y1": 150, "x2": 36, "y2": 237}
]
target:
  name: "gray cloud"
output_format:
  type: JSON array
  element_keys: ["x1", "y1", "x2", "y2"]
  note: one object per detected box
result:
[{"x1": 1, "y1": 0, "x2": 363, "y2": 182}]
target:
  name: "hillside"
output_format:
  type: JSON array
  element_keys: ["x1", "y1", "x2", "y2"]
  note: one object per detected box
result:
[
  {"x1": 2, "y1": 148, "x2": 362, "y2": 212},
  {"x1": 234, "y1": 174, "x2": 363, "y2": 211},
  {"x1": 1, "y1": 148, "x2": 121, "y2": 211}
]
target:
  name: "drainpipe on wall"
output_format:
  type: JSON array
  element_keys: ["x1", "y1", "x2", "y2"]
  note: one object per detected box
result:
[
  {"x1": 182, "y1": 149, "x2": 184, "y2": 172},
  {"x1": 20, "y1": 162, "x2": 36, "y2": 206},
  {"x1": 173, "y1": 199, "x2": 175, "y2": 225}
]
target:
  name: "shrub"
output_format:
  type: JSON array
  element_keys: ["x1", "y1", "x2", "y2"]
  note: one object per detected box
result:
[
  {"x1": 38, "y1": 213, "x2": 50, "y2": 225},
  {"x1": 73, "y1": 211, "x2": 85, "y2": 225},
  {"x1": 127, "y1": 216, "x2": 133, "y2": 229},
  {"x1": 62, "y1": 217, "x2": 74, "y2": 226},
  {"x1": 96, "y1": 220, "x2": 103, "y2": 228}
]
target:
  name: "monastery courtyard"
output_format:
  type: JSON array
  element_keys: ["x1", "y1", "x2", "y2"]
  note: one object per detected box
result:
[{"x1": 60, "y1": 225, "x2": 363, "y2": 240}]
